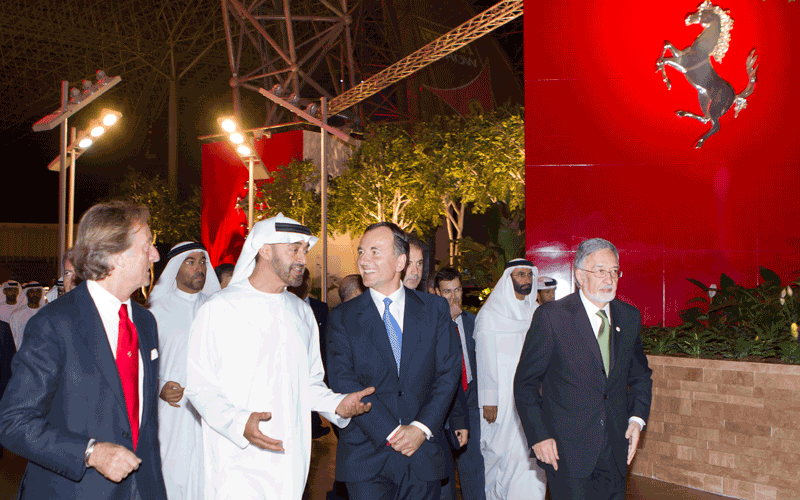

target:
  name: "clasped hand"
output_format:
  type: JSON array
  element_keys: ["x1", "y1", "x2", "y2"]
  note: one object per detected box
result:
[{"x1": 388, "y1": 425, "x2": 426, "y2": 456}]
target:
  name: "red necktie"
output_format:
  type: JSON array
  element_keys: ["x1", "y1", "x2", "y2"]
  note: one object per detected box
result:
[
  {"x1": 457, "y1": 325, "x2": 468, "y2": 392},
  {"x1": 117, "y1": 304, "x2": 139, "y2": 449}
]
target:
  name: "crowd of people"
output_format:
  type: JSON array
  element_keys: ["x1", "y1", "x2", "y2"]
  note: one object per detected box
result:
[{"x1": 0, "y1": 200, "x2": 652, "y2": 500}]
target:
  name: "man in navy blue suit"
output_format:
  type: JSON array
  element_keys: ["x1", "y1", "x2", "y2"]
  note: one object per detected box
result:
[
  {"x1": 0, "y1": 201, "x2": 168, "y2": 500},
  {"x1": 514, "y1": 238, "x2": 652, "y2": 500},
  {"x1": 327, "y1": 222, "x2": 462, "y2": 500},
  {"x1": 434, "y1": 267, "x2": 486, "y2": 500}
]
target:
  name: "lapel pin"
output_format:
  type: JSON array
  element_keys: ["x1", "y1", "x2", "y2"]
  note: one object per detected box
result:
[
  {"x1": 615, "y1": 326, "x2": 621, "y2": 332},
  {"x1": 127, "y1": 351, "x2": 133, "y2": 358}
]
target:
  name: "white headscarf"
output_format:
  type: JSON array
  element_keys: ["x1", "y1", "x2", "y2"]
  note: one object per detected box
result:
[
  {"x1": 229, "y1": 213, "x2": 319, "y2": 285},
  {"x1": 475, "y1": 259, "x2": 538, "y2": 334},
  {"x1": 149, "y1": 242, "x2": 221, "y2": 304},
  {"x1": 537, "y1": 275, "x2": 557, "y2": 291},
  {"x1": 1, "y1": 280, "x2": 21, "y2": 294},
  {"x1": 45, "y1": 278, "x2": 64, "y2": 303}
]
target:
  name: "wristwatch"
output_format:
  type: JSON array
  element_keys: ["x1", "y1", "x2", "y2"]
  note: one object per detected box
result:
[{"x1": 84, "y1": 438, "x2": 97, "y2": 467}]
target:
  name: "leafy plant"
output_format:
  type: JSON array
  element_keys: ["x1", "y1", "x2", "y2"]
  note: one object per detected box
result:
[{"x1": 642, "y1": 268, "x2": 800, "y2": 364}]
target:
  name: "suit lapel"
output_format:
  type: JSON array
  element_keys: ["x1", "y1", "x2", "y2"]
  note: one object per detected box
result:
[
  {"x1": 399, "y1": 289, "x2": 423, "y2": 381},
  {"x1": 566, "y1": 292, "x2": 604, "y2": 373},
  {"x1": 131, "y1": 305, "x2": 154, "y2": 430},
  {"x1": 609, "y1": 300, "x2": 625, "y2": 377},
  {"x1": 76, "y1": 285, "x2": 129, "y2": 421},
  {"x1": 355, "y1": 293, "x2": 399, "y2": 376}
]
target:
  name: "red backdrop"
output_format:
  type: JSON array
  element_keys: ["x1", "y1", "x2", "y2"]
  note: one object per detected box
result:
[
  {"x1": 525, "y1": 0, "x2": 800, "y2": 325},
  {"x1": 201, "y1": 130, "x2": 304, "y2": 267}
]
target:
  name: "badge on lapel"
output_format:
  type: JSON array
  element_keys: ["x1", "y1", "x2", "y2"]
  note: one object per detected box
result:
[{"x1": 151, "y1": 349, "x2": 158, "y2": 360}]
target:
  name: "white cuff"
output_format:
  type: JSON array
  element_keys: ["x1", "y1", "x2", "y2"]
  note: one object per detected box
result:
[
  {"x1": 410, "y1": 421, "x2": 433, "y2": 440},
  {"x1": 629, "y1": 416, "x2": 646, "y2": 430}
]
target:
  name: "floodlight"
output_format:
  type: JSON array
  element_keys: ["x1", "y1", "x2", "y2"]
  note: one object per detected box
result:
[
  {"x1": 96, "y1": 70, "x2": 111, "y2": 86},
  {"x1": 237, "y1": 145, "x2": 251, "y2": 156},
  {"x1": 90, "y1": 126, "x2": 104, "y2": 137},
  {"x1": 221, "y1": 119, "x2": 236, "y2": 132},
  {"x1": 305, "y1": 103, "x2": 319, "y2": 116},
  {"x1": 78, "y1": 137, "x2": 93, "y2": 148},
  {"x1": 102, "y1": 113, "x2": 117, "y2": 126},
  {"x1": 271, "y1": 84, "x2": 284, "y2": 96},
  {"x1": 287, "y1": 93, "x2": 300, "y2": 105},
  {"x1": 230, "y1": 132, "x2": 244, "y2": 144}
]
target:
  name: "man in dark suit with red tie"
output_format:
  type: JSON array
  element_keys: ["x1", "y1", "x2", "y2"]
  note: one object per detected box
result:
[
  {"x1": 0, "y1": 201, "x2": 168, "y2": 500},
  {"x1": 514, "y1": 238, "x2": 652, "y2": 500},
  {"x1": 434, "y1": 267, "x2": 485, "y2": 500},
  {"x1": 327, "y1": 222, "x2": 462, "y2": 500}
]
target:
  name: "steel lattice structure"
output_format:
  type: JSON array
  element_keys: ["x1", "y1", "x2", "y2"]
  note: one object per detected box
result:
[{"x1": 222, "y1": 0, "x2": 522, "y2": 128}]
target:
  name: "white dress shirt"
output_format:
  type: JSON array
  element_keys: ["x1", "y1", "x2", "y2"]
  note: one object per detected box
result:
[
  {"x1": 369, "y1": 284, "x2": 432, "y2": 441},
  {"x1": 87, "y1": 280, "x2": 145, "y2": 424},
  {"x1": 578, "y1": 289, "x2": 645, "y2": 430},
  {"x1": 454, "y1": 314, "x2": 472, "y2": 385}
]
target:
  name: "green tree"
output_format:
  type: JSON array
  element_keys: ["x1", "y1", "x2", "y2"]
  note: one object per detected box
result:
[
  {"x1": 329, "y1": 124, "x2": 439, "y2": 236},
  {"x1": 109, "y1": 167, "x2": 201, "y2": 246},
  {"x1": 417, "y1": 106, "x2": 525, "y2": 263},
  {"x1": 240, "y1": 159, "x2": 322, "y2": 234}
]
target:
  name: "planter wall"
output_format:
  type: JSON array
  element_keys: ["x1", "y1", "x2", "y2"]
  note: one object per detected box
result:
[{"x1": 632, "y1": 355, "x2": 800, "y2": 500}]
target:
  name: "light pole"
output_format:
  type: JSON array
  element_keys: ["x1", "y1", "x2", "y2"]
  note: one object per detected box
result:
[
  {"x1": 217, "y1": 117, "x2": 267, "y2": 230},
  {"x1": 33, "y1": 71, "x2": 121, "y2": 276},
  {"x1": 47, "y1": 109, "x2": 122, "y2": 249}
]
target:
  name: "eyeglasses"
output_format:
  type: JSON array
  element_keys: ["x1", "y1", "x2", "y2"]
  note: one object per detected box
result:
[{"x1": 578, "y1": 268, "x2": 622, "y2": 280}]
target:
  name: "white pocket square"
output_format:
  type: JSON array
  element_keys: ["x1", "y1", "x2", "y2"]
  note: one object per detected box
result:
[{"x1": 151, "y1": 349, "x2": 158, "y2": 360}]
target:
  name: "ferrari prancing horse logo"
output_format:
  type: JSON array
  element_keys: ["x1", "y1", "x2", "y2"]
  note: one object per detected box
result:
[{"x1": 655, "y1": 1, "x2": 758, "y2": 149}]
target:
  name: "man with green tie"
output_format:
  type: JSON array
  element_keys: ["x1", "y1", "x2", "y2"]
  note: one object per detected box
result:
[{"x1": 514, "y1": 238, "x2": 653, "y2": 500}]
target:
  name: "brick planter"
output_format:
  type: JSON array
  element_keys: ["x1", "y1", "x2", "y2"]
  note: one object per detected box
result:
[{"x1": 632, "y1": 355, "x2": 800, "y2": 500}]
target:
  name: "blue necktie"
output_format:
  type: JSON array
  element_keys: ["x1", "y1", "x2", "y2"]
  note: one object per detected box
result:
[{"x1": 383, "y1": 297, "x2": 402, "y2": 374}]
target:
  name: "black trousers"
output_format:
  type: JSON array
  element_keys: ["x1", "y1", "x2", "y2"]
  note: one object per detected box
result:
[
  {"x1": 545, "y1": 430, "x2": 626, "y2": 500},
  {"x1": 346, "y1": 466, "x2": 441, "y2": 500}
]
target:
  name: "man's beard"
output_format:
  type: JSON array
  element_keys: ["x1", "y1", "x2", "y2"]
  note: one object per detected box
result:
[
  {"x1": 187, "y1": 272, "x2": 206, "y2": 292},
  {"x1": 513, "y1": 281, "x2": 532, "y2": 296},
  {"x1": 272, "y1": 255, "x2": 304, "y2": 287},
  {"x1": 585, "y1": 289, "x2": 616, "y2": 305}
]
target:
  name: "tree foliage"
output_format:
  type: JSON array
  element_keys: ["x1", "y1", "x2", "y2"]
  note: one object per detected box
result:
[
  {"x1": 329, "y1": 124, "x2": 440, "y2": 236},
  {"x1": 416, "y1": 105, "x2": 525, "y2": 262},
  {"x1": 109, "y1": 167, "x2": 201, "y2": 246},
  {"x1": 239, "y1": 159, "x2": 322, "y2": 234}
]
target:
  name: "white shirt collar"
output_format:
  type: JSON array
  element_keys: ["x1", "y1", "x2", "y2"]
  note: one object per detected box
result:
[
  {"x1": 174, "y1": 287, "x2": 202, "y2": 302},
  {"x1": 87, "y1": 279, "x2": 131, "y2": 314},
  {"x1": 368, "y1": 284, "x2": 406, "y2": 331}
]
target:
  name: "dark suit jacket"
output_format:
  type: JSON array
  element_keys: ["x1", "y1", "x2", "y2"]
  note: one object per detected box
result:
[
  {"x1": 327, "y1": 287, "x2": 461, "y2": 483},
  {"x1": 514, "y1": 291, "x2": 652, "y2": 479},
  {"x1": 0, "y1": 282, "x2": 168, "y2": 500},
  {"x1": 459, "y1": 311, "x2": 479, "y2": 409},
  {"x1": 308, "y1": 296, "x2": 330, "y2": 368}
]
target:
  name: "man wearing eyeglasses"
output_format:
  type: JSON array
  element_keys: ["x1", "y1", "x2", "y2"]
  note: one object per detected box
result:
[{"x1": 514, "y1": 238, "x2": 652, "y2": 500}]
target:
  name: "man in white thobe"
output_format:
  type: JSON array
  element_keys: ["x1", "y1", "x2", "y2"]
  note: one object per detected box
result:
[
  {"x1": 149, "y1": 241, "x2": 221, "y2": 500},
  {"x1": 0, "y1": 281, "x2": 23, "y2": 324},
  {"x1": 10, "y1": 282, "x2": 44, "y2": 349},
  {"x1": 474, "y1": 259, "x2": 546, "y2": 500},
  {"x1": 186, "y1": 214, "x2": 374, "y2": 500}
]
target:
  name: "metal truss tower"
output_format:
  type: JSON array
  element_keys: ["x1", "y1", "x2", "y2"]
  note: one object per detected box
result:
[{"x1": 221, "y1": 0, "x2": 522, "y2": 129}]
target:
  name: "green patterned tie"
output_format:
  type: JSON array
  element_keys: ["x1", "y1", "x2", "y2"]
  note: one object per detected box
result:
[{"x1": 596, "y1": 310, "x2": 611, "y2": 377}]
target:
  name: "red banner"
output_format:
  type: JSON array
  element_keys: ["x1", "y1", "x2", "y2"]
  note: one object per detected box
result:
[{"x1": 201, "y1": 130, "x2": 304, "y2": 267}]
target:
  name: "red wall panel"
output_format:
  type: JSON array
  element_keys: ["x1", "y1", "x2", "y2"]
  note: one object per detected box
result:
[{"x1": 525, "y1": 0, "x2": 800, "y2": 325}]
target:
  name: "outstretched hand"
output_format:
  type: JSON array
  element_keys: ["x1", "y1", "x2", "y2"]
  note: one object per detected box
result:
[
  {"x1": 243, "y1": 412, "x2": 284, "y2": 452},
  {"x1": 336, "y1": 387, "x2": 375, "y2": 418}
]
